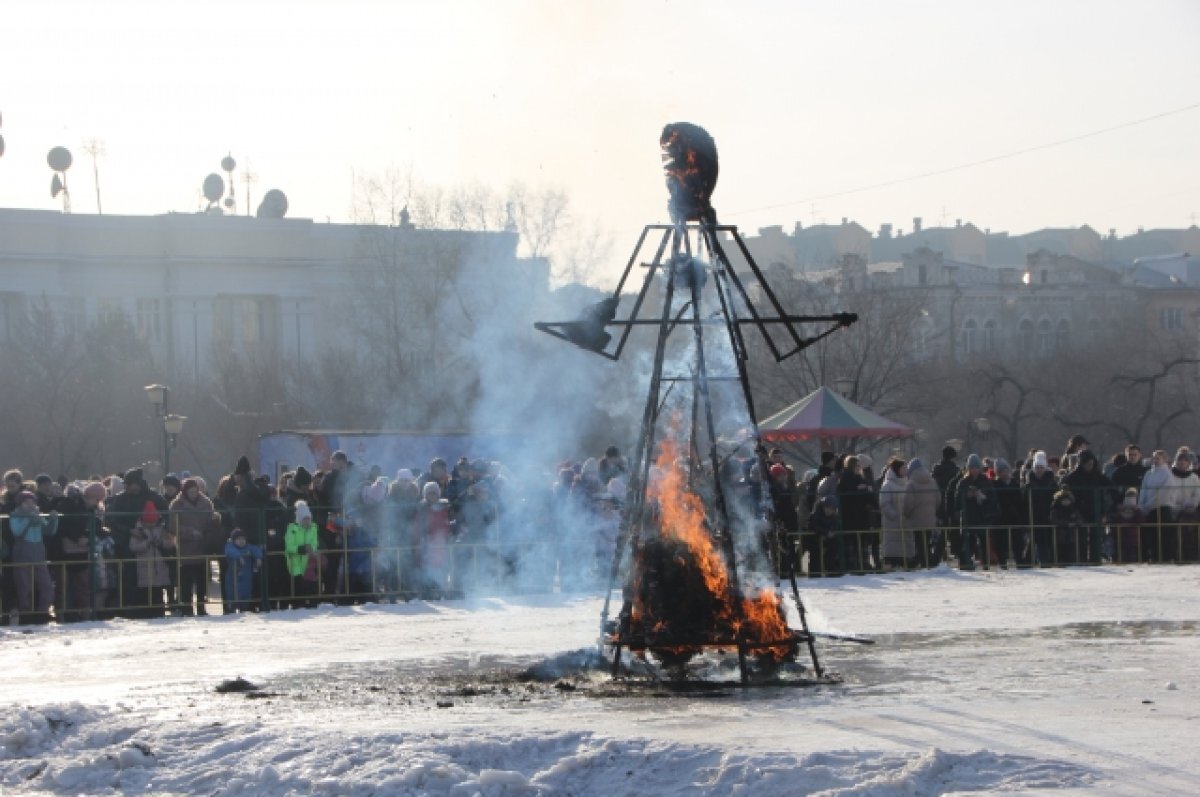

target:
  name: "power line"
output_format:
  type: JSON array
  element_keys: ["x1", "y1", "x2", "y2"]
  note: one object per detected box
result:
[{"x1": 726, "y1": 100, "x2": 1200, "y2": 220}]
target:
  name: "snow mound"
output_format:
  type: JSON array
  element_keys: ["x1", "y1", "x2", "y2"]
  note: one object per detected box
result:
[{"x1": 1, "y1": 708, "x2": 1094, "y2": 796}]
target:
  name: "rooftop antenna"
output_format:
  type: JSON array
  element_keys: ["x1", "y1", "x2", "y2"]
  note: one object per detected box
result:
[
  {"x1": 47, "y1": 146, "x2": 73, "y2": 212},
  {"x1": 242, "y1": 162, "x2": 257, "y2": 217},
  {"x1": 221, "y1": 153, "x2": 237, "y2": 213},
  {"x1": 82, "y1": 138, "x2": 105, "y2": 214}
]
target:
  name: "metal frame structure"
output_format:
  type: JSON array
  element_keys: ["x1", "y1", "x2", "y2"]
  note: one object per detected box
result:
[{"x1": 537, "y1": 221, "x2": 858, "y2": 684}]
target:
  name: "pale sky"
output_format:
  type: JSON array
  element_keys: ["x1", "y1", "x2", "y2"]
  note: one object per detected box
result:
[{"x1": 2, "y1": 0, "x2": 1198, "y2": 275}]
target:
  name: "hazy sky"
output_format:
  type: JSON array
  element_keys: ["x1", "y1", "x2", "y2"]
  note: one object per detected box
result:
[{"x1": 2, "y1": 0, "x2": 1198, "y2": 264}]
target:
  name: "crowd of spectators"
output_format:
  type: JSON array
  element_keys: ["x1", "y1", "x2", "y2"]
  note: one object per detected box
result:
[
  {"x1": 0, "y1": 445, "x2": 632, "y2": 625},
  {"x1": 3, "y1": 433, "x2": 1197, "y2": 625},
  {"x1": 762, "y1": 435, "x2": 1200, "y2": 576}
]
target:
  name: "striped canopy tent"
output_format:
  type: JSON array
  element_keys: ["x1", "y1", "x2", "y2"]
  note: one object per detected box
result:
[{"x1": 758, "y1": 386, "x2": 913, "y2": 443}]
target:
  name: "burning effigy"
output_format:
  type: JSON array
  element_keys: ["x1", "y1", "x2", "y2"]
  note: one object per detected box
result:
[{"x1": 536, "y1": 123, "x2": 861, "y2": 684}]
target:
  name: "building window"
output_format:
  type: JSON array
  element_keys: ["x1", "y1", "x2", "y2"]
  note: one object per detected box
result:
[
  {"x1": 1038, "y1": 319, "x2": 1052, "y2": 354},
  {"x1": 1019, "y1": 318, "x2": 1034, "y2": 351},
  {"x1": 96, "y1": 298, "x2": 125, "y2": 324},
  {"x1": 982, "y1": 319, "x2": 996, "y2": 352},
  {"x1": 1041, "y1": 270, "x2": 1048, "y2": 284},
  {"x1": 1160, "y1": 307, "x2": 1183, "y2": 331},
  {"x1": 214, "y1": 295, "x2": 279, "y2": 350},
  {"x1": 918, "y1": 264, "x2": 927, "y2": 286},
  {"x1": 136, "y1": 298, "x2": 162, "y2": 343},
  {"x1": 1055, "y1": 319, "x2": 1070, "y2": 349},
  {"x1": 961, "y1": 318, "x2": 979, "y2": 355}
]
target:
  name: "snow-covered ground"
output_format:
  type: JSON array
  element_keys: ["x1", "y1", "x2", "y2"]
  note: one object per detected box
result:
[{"x1": 2, "y1": 565, "x2": 1197, "y2": 795}]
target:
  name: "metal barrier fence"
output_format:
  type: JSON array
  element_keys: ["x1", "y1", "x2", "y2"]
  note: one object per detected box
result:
[{"x1": 1, "y1": 497, "x2": 1198, "y2": 622}]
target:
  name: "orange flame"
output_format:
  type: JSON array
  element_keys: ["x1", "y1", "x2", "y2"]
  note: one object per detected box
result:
[{"x1": 636, "y1": 437, "x2": 793, "y2": 662}]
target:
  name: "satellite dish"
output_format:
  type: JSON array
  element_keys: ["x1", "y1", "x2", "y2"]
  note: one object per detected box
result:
[
  {"x1": 51, "y1": 174, "x2": 63, "y2": 197},
  {"x1": 221, "y1": 154, "x2": 236, "y2": 172},
  {"x1": 202, "y1": 173, "x2": 224, "y2": 204},
  {"x1": 47, "y1": 146, "x2": 72, "y2": 172},
  {"x1": 256, "y1": 188, "x2": 288, "y2": 219}
]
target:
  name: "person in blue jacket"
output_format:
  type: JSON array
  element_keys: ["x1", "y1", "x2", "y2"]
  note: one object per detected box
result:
[{"x1": 224, "y1": 528, "x2": 263, "y2": 613}]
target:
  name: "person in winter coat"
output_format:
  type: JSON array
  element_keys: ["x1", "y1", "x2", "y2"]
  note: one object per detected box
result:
[
  {"x1": 284, "y1": 500, "x2": 320, "y2": 608},
  {"x1": 806, "y1": 496, "x2": 845, "y2": 576},
  {"x1": 931, "y1": 446, "x2": 960, "y2": 527},
  {"x1": 878, "y1": 458, "x2": 913, "y2": 569},
  {"x1": 990, "y1": 459, "x2": 1025, "y2": 568},
  {"x1": 170, "y1": 478, "x2": 217, "y2": 616},
  {"x1": 1106, "y1": 488, "x2": 1145, "y2": 564},
  {"x1": 53, "y1": 484, "x2": 96, "y2": 622},
  {"x1": 837, "y1": 456, "x2": 874, "y2": 572},
  {"x1": 9, "y1": 490, "x2": 59, "y2": 621},
  {"x1": 767, "y1": 462, "x2": 801, "y2": 575},
  {"x1": 1047, "y1": 488, "x2": 1084, "y2": 565},
  {"x1": 104, "y1": 468, "x2": 170, "y2": 617},
  {"x1": 1022, "y1": 451, "x2": 1059, "y2": 566},
  {"x1": 1061, "y1": 449, "x2": 1117, "y2": 564},
  {"x1": 128, "y1": 501, "x2": 175, "y2": 618},
  {"x1": 224, "y1": 528, "x2": 263, "y2": 612},
  {"x1": 414, "y1": 481, "x2": 454, "y2": 598},
  {"x1": 903, "y1": 458, "x2": 941, "y2": 568},
  {"x1": 1158, "y1": 450, "x2": 1200, "y2": 562},
  {"x1": 954, "y1": 454, "x2": 995, "y2": 570}
]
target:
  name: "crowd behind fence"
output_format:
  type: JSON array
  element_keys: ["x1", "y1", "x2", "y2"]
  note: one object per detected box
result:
[{"x1": 2, "y1": 440, "x2": 1198, "y2": 625}]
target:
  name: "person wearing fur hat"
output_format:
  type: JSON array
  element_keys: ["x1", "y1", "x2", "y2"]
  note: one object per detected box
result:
[
  {"x1": 224, "y1": 528, "x2": 263, "y2": 612},
  {"x1": 9, "y1": 490, "x2": 59, "y2": 622},
  {"x1": 903, "y1": 458, "x2": 941, "y2": 568},
  {"x1": 953, "y1": 454, "x2": 996, "y2": 570},
  {"x1": 170, "y1": 478, "x2": 216, "y2": 616},
  {"x1": 284, "y1": 500, "x2": 321, "y2": 608}
]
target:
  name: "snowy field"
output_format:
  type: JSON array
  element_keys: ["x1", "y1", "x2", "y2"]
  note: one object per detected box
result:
[{"x1": 2, "y1": 565, "x2": 1198, "y2": 796}]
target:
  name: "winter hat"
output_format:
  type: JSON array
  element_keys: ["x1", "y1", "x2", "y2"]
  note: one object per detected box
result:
[
  {"x1": 162, "y1": 473, "x2": 181, "y2": 490},
  {"x1": 292, "y1": 466, "x2": 313, "y2": 489},
  {"x1": 193, "y1": 476, "x2": 208, "y2": 494},
  {"x1": 966, "y1": 453, "x2": 984, "y2": 470},
  {"x1": 83, "y1": 481, "x2": 107, "y2": 503},
  {"x1": 16, "y1": 490, "x2": 37, "y2": 504},
  {"x1": 907, "y1": 457, "x2": 926, "y2": 475},
  {"x1": 123, "y1": 468, "x2": 145, "y2": 487},
  {"x1": 1033, "y1": 451, "x2": 1049, "y2": 469},
  {"x1": 230, "y1": 527, "x2": 247, "y2": 541},
  {"x1": 941, "y1": 445, "x2": 958, "y2": 460},
  {"x1": 181, "y1": 478, "x2": 199, "y2": 493},
  {"x1": 857, "y1": 453, "x2": 873, "y2": 470},
  {"x1": 141, "y1": 501, "x2": 160, "y2": 525},
  {"x1": 995, "y1": 458, "x2": 1011, "y2": 474},
  {"x1": 395, "y1": 468, "x2": 414, "y2": 482},
  {"x1": 769, "y1": 463, "x2": 787, "y2": 479},
  {"x1": 234, "y1": 455, "x2": 252, "y2": 476},
  {"x1": 820, "y1": 450, "x2": 837, "y2": 465},
  {"x1": 362, "y1": 477, "x2": 388, "y2": 505},
  {"x1": 294, "y1": 500, "x2": 312, "y2": 522},
  {"x1": 35, "y1": 473, "x2": 53, "y2": 486},
  {"x1": 1123, "y1": 488, "x2": 1138, "y2": 507},
  {"x1": 422, "y1": 481, "x2": 442, "y2": 501}
]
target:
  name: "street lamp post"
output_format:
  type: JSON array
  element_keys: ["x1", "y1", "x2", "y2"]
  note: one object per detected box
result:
[{"x1": 145, "y1": 384, "x2": 187, "y2": 476}]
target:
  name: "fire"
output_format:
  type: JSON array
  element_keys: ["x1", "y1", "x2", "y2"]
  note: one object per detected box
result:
[
  {"x1": 660, "y1": 122, "x2": 719, "y2": 225},
  {"x1": 630, "y1": 437, "x2": 795, "y2": 665}
]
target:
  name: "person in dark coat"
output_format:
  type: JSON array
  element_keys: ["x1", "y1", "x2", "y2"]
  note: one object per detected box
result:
[
  {"x1": 1022, "y1": 450, "x2": 1059, "y2": 565},
  {"x1": 990, "y1": 458, "x2": 1025, "y2": 568},
  {"x1": 806, "y1": 496, "x2": 845, "y2": 576},
  {"x1": 104, "y1": 468, "x2": 169, "y2": 617},
  {"x1": 1061, "y1": 449, "x2": 1117, "y2": 564},
  {"x1": 954, "y1": 454, "x2": 995, "y2": 570},
  {"x1": 836, "y1": 456, "x2": 873, "y2": 572},
  {"x1": 1110, "y1": 445, "x2": 1148, "y2": 496}
]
